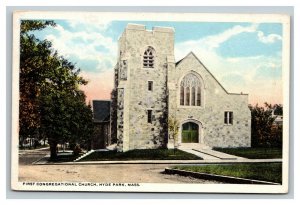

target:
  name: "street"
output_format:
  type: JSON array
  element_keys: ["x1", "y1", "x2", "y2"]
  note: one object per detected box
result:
[{"x1": 18, "y1": 148, "x2": 222, "y2": 184}]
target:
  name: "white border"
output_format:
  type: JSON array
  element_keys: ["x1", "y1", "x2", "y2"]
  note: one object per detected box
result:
[
  {"x1": 10, "y1": 11, "x2": 290, "y2": 194},
  {"x1": 14, "y1": 11, "x2": 290, "y2": 23}
]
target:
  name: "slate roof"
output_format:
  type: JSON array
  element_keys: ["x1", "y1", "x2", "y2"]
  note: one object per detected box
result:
[{"x1": 92, "y1": 100, "x2": 111, "y2": 122}]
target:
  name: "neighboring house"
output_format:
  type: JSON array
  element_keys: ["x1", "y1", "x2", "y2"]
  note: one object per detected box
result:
[
  {"x1": 110, "y1": 24, "x2": 251, "y2": 152},
  {"x1": 272, "y1": 114, "x2": 283, "y2": 127},
  {"x1": 91, "y1": 100, "x2": 111, "y2": 149},
  {"x1": 272, "y1": 105, "x2": 283, "y2": 127}
]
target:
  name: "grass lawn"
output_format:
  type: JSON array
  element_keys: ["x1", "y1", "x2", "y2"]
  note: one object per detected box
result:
[
  {"x1": 19, "y1": 144, "x2": 49, "y2": 150},
  {"x1": 172, "y1": 163, "x2": 282, "y2": 183},
  {"x1": 80, "y1": 149, "x2": 202, "y2": 161},
  {"x1": 48, "y1": 152, "x2": 82, "y2": 162},
  {"x1": 213, "y1": 147, "x2": 282, "y2": 159}
]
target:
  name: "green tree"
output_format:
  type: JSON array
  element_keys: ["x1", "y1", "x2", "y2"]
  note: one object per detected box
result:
[
  {"x1": 39, "y1": 86, "x2": 92, "y2": 159},
  {"x1": 20, "y1": 20, "x2": 94, "y2": 159},
  {"x1": 67, "y1": 95, "x2": 94, "y2": 151},
  {"x1": 19, "y1": 20, "x2": 56, "y2": 146},
  {"x1": 249, "y1": 103, "x2": 282, "y2": 147},
  {"x1": 168, "y1": 115, "x2": 179, "y2": 151},
  {"x1": 273, "y1": 104, "x2": 283, "y2": 115}
]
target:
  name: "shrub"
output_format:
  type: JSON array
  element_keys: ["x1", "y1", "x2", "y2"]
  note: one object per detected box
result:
[{"x1": 73, "y1": 144, "x2": 82, "y2": 156}]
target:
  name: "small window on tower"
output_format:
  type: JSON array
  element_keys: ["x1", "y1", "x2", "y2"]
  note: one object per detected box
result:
[
  {"x1": 147, "y1": 110, "x2": 153, "y2": 123},
  {"x1": 148, "y1": 81, "x2": 153, "y2": 91}
]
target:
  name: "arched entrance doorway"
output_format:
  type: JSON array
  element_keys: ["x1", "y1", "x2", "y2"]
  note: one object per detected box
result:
[{"x1": 181, "y1": 122, "x2": 199, "y2": 143}]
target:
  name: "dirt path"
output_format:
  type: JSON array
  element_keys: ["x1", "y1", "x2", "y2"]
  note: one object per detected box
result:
[
  {"x1": 18, "y1": 148, "x2": 222, "y2": 184},
  {"x1": 19, "y1": 148, "x2": 50, "y2": 165},
  {"x1": 19, "y1": 163, "x2": 224, "y2": 184}
]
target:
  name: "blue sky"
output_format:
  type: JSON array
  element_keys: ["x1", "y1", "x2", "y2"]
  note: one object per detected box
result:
[{"x1": 31, "y1": 19, "x2": 283, "y2": 105}]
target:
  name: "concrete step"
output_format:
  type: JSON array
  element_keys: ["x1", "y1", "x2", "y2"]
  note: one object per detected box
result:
[
  {"x1": 106, "y1": 144, "x2": 117, "y2": 151},
  {"x1": 74, "y1": 149, "x2": 95, "y2": 162}
]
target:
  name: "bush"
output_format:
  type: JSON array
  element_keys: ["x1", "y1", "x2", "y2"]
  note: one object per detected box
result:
[
  {"x1": 73, "y1": 144, "x2": 82, "y2": 156},
  {"x1": 249, "y1": 103, "x2": 283, "y2": 148}
]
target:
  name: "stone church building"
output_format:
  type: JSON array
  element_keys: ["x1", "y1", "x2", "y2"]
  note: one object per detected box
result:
[{"x1": 110, "y1": 24, "x2": 251, "y2": 152}]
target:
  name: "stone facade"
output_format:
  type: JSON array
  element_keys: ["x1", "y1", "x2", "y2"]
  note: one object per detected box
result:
[
  {"x1": 111, "y1": 24, "x2": 251, "y2": 152},
  {"x1": 169, "y1": 53, "x2": 251, "y2": 148}
]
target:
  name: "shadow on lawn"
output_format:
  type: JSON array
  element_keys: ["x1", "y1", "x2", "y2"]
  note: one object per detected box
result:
[{"x1": 80, "y1": 149, "x2": 202, "y2": 161}]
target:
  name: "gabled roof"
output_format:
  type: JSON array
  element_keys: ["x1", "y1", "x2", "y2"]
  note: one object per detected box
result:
[
  {"x1": 175, "y1": 58, "x2": 184, "y2": 66},
  {"x1": 92, "y1": 100, "x2": 111, "y2": 122},
  {"x1": 175, "y1": 52, "x2": 248, "y2": 96}
]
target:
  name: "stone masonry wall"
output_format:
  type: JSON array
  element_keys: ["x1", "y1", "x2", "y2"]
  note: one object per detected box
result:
[
  {"x1": 171, "y1": 53, "x2": 251, "y2": 148},
  {"x1": 116, "y1": 88, "x2": 124, "y2": 151},
  {"x1": 116, "y1": 24, "x2": 174, "y2": 151},
  {"x1": 114, "y1": 24, "x2": 251, "y2": 151}
]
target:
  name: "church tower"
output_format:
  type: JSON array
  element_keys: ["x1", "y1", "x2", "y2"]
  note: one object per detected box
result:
[{"x1": 112, "y1": 24, "x2": 175, "y2": 151}]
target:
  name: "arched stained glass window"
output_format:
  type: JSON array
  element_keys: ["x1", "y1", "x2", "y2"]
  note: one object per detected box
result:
[
  {"x1": 191, "y1": 87, "x2": 196, "y2": 106},
  {"x1": 143, "y1": 47, "x2": 155, "y2": 68},
  {"x1": 197, "y1": 86, "x2": 201, "y2": 106},
  {"x1": 180, "y1": 73, "x2": 202, "y2": 107},
  {"x1": 180, "y1": 86, "x2": 184, "y2": 105},
  {"x1": 185, "y1": 87, "x2": 190, "y2": 106}
]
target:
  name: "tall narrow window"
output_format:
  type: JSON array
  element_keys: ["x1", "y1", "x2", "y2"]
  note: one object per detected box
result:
[
  {"x1": 224, "y1": 111, "x2": 233, "y2": 125},
  {"x1": 185, "y1": 87, "x2": 190, "y2": 106},
  {"x1": 197, "y1": 86, "x2": 201, "y2": 106},
  {"x1": 147, "y1": 110, "x2": 152, "y2": 123},
  {"x1": 143, "y1": 47, "x2": 155, "y2": 68},
  {"x1": 191, "y1": 87, "x2": 196, "y2": 106},
  {"x1": 180, "y1": 86, "x2": 184, "y2": 105},
  {"x1": 148, "y1": 81, "x2": 153, "y2": 91},
  {"x1": 229, "y1": 112, "x2": 233, "y2": 124}
]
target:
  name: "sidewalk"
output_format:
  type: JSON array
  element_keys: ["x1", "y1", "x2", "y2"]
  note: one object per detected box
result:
[
  {"x1": 19, "y1": 146, "x2": 50, "y2": 155},
  {"x1": 31, "y1": 146, "x2": 282, "y2": 165},
  {"x1": 33, "y1": 157, "x2": 282, "y2": 165},
  {"x1": 178, "y1": 147, "x2": 246, "y2": 160}
]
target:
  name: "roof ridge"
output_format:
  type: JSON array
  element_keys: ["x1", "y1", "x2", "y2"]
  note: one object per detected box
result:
[{"x1": 175, "y1": 52, "x2": 248, "y2": 96}]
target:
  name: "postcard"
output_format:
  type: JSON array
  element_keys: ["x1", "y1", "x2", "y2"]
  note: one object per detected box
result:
[{"x1": 11, "y1": 11, "x2": 290, "y2": 193}]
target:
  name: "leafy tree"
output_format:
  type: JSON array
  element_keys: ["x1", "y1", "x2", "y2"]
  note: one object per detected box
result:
[
  {"x1": 273, "y1": 104, "x2": 283, "y2": 115},
  {"x1": 249, "y1": 103, "x2": 282, "y2": 147},
  {"x1": 68, "y1": 96, "x2": 94, "y2": 151},
  {"x1": 20, "y1": 20, "x2": 94, "y2": 159},
  {"x1": 168, "y1": 115, "x2": 179, "y2": 151},
  {"x1": 19, "y1": 20, "x2": 56, "y2": 146},
  {"x1": 39, "y1": 87, "x2": 92, "y2": 159}
]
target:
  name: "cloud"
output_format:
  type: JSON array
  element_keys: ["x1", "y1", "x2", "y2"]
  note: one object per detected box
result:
[
  {"x1": 203, "y1": 24, "x2": 258, "y2": 49},
  {"x1": 175, "y1": 24, "x2": 260, "y2": 60},
  {"x1": 42, "y1": 21, "x2": 282, "y2": 105},
  {"x1": 175, "y1": 24, "x2": 282, "y2": 105},
  {"x1": 257, "y1": 31, "x2": 282, "y2": 44},
  {"x1": 178, "y1": 24, "x2": 258, "y2": 53},
  {"x1": 45, "y1": 22, "x2": 117, "y2": 72},
  {"x1": 66, "y1": 18, "x2": 112, "y2": 31},
  {"x1": 221, "y1": 74, "x2": 246, "y2": 87},
  {"x1": 41, "y1": 20, "x2": 118, "y2": 102},
  {"x1": 254, "y1": 61, "x2": 282, "y2": 80}
]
